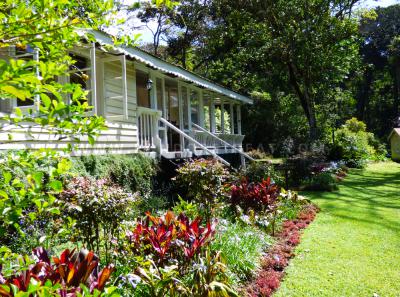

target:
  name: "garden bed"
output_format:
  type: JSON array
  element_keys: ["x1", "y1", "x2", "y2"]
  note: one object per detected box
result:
[{"x1": 244, "y1": 204, "x2": 319, "y2": 297}]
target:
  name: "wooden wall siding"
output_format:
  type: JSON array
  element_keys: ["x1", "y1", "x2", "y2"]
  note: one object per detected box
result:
[
  {"x1": 0, "y1": 121, "x2": 139, "y2": 156},
  {"x1": 103, "y1": 60, "x2": 137, "y2": 121}
]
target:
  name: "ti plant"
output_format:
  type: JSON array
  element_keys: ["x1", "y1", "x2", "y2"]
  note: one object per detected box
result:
[{"x1": 0, "y1": 247, "x2": 115, "y2": 296}]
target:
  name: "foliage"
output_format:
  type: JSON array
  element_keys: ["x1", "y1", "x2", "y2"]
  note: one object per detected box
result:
[
  {"x1": 303, "y1": 172, "x2": 338, "y2": 191},
  {"x1": 119, "y1": 211, "x2": 237, "y2": 296},
  {"x1": 285, "y1": 151, "x2": 327, "y2": 186},
  {"x1": 172, "y1": 196, "x2": 200, "y2": 220},
  {"x1": 211, "y1": 221, "x2": 272, "y2": 284},
  {"x1": 230, "y1": 178, "x2": 280, "y2": 213},
  {"x1": 246, "y1": 149, "x2": 272, "y2": 160},
  {"x1": 0, "y1": 150, "x2": 70, "y2": 246},
  {"x1": 332, "y1": 118, "x2": 387, "y2": 167},
  {"x1": 0, "y1": 247, "x2": 115, "y2": 296},
  {"x1": 57, "y1": 177, "x2": 138, "y2": 261},
  {"x1": 125, "y1": 211, "x2": 217, "y2": 270},
  {"x1": 174, "y1": 158, "x2": 231, "y2": 219},
  {"x1": 71, "y1": 154, "x2": 158, "y2": 198},
  {"x1": 242, "y1": 161, "x2": 284, "y2": 187}
]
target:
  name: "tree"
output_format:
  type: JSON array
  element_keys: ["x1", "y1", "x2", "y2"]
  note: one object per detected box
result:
[
  {"x1": 357, "y1": 5, "x2": 400, "y2": 137},
  {"x1": 0, "y1": 0, "x2": 116, "y2": 241},
  {"x1": 193, "y1": 0, "x2": 360, "y2": 140}
]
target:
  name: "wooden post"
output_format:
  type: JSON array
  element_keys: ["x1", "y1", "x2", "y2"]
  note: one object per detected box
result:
[
  {"x1": 230, "y1": 102, "x2": 234, "y2": 134},
  {"x1": 237, "y1": 104, "x2": 242, "y2": 135},
  {"x1": 220, "y1": 98, "x2": 225, "y2": 134},
  {"x1": 90, "y1": 43, "x2": 98, "y2": 115},
  {"x1": 199, "y1": 90, "x2": 204, "y2": 127},
  {"x1": 210, "y1": 96, "x2": 216, "y2": 133}
]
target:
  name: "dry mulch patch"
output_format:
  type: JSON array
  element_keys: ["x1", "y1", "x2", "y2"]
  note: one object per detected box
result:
[{"x1": 243, "y1": 204, "x2": 320, "y2": 297}]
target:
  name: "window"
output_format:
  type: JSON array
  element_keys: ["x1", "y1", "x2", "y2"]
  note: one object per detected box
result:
[{"x1": 69, "y1": 54, "x2": 92, "y2": 105}]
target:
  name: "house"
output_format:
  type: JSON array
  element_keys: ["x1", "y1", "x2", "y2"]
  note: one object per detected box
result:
[
  {"x1": 0, "y1": 31, "x2": 253, "y2": 166},
  {"x1": 388, "y1": 128, "x2": 400, "y2": 161}
]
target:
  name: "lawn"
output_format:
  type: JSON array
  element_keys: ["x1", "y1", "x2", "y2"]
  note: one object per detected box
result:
[{"x1": 275, "y1": 161, "x2": 400, "y2": 297}]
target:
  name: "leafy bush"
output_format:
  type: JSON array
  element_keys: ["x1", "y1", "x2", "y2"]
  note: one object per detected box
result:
[
  {"x1": 125, "y1": 211, "x2": 216, "y2": 270},
  {"x1": 230, "y1": 178, "x2": 280, "y2": 213},
  {"x1": 247, "y1": 149, "x2": 272, "y2": 160},
  {"x1": 174, "y1": 158, "x2": 231, "y2": 219},
  {"x1": 285, "y1": 151, "x2": 327, "y2": 186},
  {"x1": 303, "y1": 172, "x2": 338, "y2": 191},
  {"x1": 211, "y1": 222, "x2": 272, "y2": 283},
  {"x1": 0, "y1": 247, "x2": 115, "y2": 296},
  {"x1": 71, "y1": 154, "x2": 158, "y2": 197},
  {"x1": 120, "y1": 211, "x2": 237, "y2": 296},
  {"x1": 242, "y1": 161, "x2": 284, "y2": 186},
  {"x1": 331, "y1": 118, "x2": 387, "y2": 167},
  {"x1": 58, "y1": 177, "x2": 138, "y2": 260},
  {"x1": 0, "y1": 150, "x2": 71, "y2": 248}
]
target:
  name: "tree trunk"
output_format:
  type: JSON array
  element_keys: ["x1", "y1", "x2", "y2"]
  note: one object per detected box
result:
[
  {"x1": 356, "y1": 67, "x2": 372, "y2": 121},
  {"x1": 287, "y1": 62, "x2": 318, "y2": 140}
]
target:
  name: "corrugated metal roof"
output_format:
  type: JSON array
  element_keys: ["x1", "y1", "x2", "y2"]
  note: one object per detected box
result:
[{"x1": 82, "y1": 30, "x2": 253, "y2": 104}]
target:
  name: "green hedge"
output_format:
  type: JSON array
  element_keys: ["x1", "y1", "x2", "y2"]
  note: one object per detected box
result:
[{"x1": 71, "y1": 154, "x2": 158, "y2": 197}]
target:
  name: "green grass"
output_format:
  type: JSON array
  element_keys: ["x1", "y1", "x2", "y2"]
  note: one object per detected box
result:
[{"x1": 275, "y1": 162, "x2": 400, "y2": 297}]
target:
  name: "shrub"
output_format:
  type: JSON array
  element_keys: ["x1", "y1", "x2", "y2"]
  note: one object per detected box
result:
[
  {"x1": 174, "y1": 158, "x2": 231, "y2": 219},
  {"x1": 247, "y1": 149, "x2": 271, "y2": 160},
  {"x1": 57, "y1": 177, "x2": 138, "y2": 260},
  {"x1": 211, "y1": 222, "x2": 272, "y2": 283},
  {"x1": 285, "y1": 151, "x2": 326, "y2": 186},
  {"x1": 71, "y1": 154, "x2": 157, "y2": 197},
  {"x1": 242, "y1": 161, "x2": 284, "y2": 186},
  {"x1": 230, "y1": 178, "x2": 280, "y2": 213},
  {"x1": 0, "y1": 247, "x2": 115, "y2": 296},
  {"x1": 125, "y1": 211, "x2": 216, "y2": 270},
  {"x1": 303, "y1": 172, "x2": 338, "y2": 191},
  {"x1": 120, "y1": 211, "x2": 237, "y2": 296},
  {"x1": 331, "y1": 118, "x2": 387, "y2": 167},
  {"x1": 0, "y1": 150, "x2": 71, "y2": 249}
]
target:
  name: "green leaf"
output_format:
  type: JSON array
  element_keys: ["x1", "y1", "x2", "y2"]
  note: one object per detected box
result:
[{"x1": 49, "y1": 180, "x2": 63, "y2": 192}]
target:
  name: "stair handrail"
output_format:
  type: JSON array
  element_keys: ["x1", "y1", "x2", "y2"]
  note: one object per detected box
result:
[
  {"x1": 159, "y1": 117, "x2": 231, "y2": 167},
  {"x1": 192, "y1": 123, "x2": 255, "y2": 162}
]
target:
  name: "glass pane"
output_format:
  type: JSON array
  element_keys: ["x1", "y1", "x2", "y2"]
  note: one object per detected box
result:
[
  {"x1": 69, "y1": 54, "x2": 91, "y2": 105},
  {"x1": 233, "y1": 105, "x2": 238, "y2": 134},
  {"x1": 190, "y1": 90, "x2": 199, "y2": 126},
  {"x1": 215, "y1": 105, "x2": 222, "y2": 133}
]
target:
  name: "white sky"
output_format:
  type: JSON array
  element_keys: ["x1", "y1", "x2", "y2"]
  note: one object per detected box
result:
[{"x1": 132, "y1": 0, "x2": 400, "y2": 44}]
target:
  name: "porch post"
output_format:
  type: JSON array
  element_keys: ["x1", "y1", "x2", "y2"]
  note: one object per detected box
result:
[
  {"x1": 199, "y1": 90, "x2": 204, "y2": 127},
  {"x1": 187, "y1": 87, "x2": 192, "y2": 131},
  {"x1": 210, "y1": 96, "x2": 216, "y2": 133},
  {"x1": 90, "y1": 42, "x2": 98, "y2": 115},
  {"x1": 220, "y1": 98, "x2": 225, "y2": 134},
  {"x1": 237, "y1": 104, "x2": 242, "y2": 135},
  {"x1": 230, "y1": 102, "x2": 234, "y2": 134},
  {"x1": 149, "y1": 71, "x2": 157, "y2": 110}
]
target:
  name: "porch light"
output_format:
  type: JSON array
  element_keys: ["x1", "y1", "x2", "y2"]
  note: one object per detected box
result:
[{"x1": 146, "y1": 79, "x2": 153, "y2": 90}]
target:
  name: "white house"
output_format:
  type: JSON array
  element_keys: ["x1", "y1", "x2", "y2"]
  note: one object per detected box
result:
[{"x1": 0, "y1": 31, "x2": 253, "y2": 166}]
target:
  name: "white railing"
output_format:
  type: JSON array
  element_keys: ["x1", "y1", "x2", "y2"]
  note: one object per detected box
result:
[
  {"x1": 137, "y1": 107, "x2": 162, "y2": 150},
  {"x1": 192, "y1": 123, "x2": 254, "y2": 162},
  {"x1": 159, "y1": 117, "x2": 231, "y2": 167}
]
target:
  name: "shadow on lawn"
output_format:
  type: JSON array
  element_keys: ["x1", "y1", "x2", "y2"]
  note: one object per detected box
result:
[{"x1": 303, "y1": 165, "x2": 400, "y2": 233}]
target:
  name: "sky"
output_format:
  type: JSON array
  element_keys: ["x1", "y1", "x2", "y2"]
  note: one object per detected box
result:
[{"x1": 133, "y1": 0, "x2": 400, "y2": 44}]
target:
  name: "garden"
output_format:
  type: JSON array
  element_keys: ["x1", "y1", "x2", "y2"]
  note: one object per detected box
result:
[
  {"x1": 1, "y1": 0, "x2": 399, "y2": 296},
  {"x1": 0, "y1": 117, "x2": 389, "y2": 297}
]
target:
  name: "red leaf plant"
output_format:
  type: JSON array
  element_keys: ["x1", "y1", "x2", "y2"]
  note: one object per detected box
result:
[
  {"x1": 230, "y1": 178, "x2": 280, "y2": 212},
  {"x1": 0, "y1": 248, "x2": 114, "y2": 297},
  {"x1": 126, "y1": 211, "x2": 217, "y2": 267}
]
